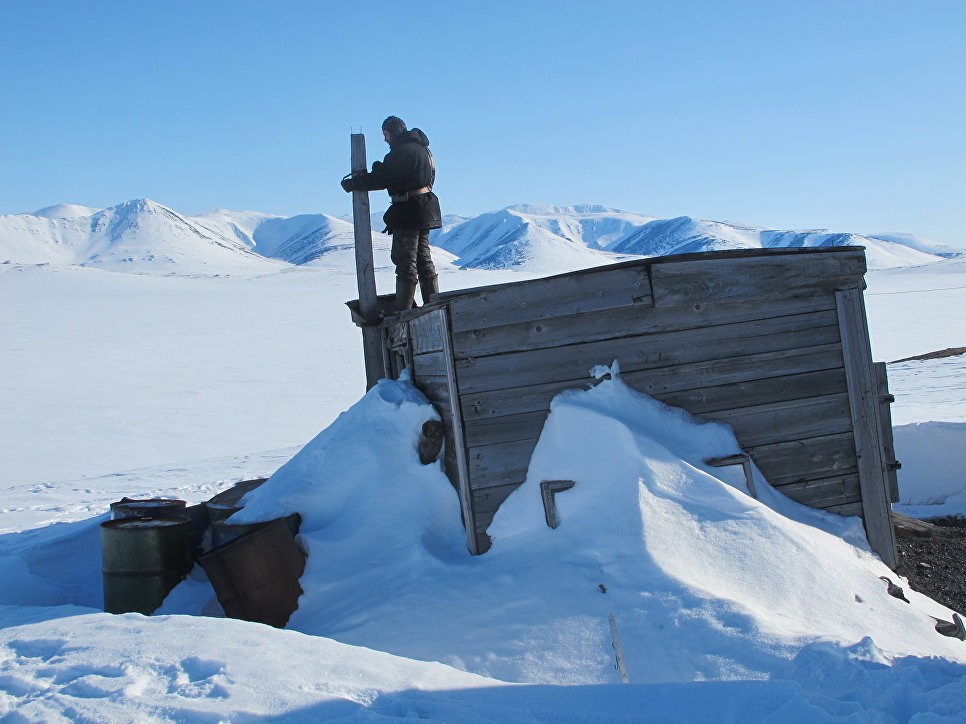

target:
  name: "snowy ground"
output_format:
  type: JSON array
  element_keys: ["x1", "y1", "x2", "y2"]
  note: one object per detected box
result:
[{"x1": 2, "y1": 256, "x2": 965, "y2": 721}]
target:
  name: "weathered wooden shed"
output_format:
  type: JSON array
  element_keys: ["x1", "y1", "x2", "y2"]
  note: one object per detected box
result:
[{"x1": 349, "y1": 247, "x2": 900, "y2": 567}]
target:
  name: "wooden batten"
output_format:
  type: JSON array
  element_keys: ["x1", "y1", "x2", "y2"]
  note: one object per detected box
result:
[
  {"x1": 835, "y1": 285, "x2": 898, "y2": 569},
  {"x1": 874, "y1": 362, "x2": 901, "y2": 503},
  {"x1": 352, "y1": 247, "x2": 898, "y2": 566}
]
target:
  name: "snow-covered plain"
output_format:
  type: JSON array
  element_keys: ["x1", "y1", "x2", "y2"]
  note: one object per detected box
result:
[{"x1": 2, "y1": 206, "x2": 966, "y2": 720}]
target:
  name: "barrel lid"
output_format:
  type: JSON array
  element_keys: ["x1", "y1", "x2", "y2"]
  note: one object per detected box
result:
[
  {"x1": 101, "y1": 515, "x2": 189, "y2": 529},
  {"x1": 111, "y1": 498, "x2": 186, "y2": 507}
]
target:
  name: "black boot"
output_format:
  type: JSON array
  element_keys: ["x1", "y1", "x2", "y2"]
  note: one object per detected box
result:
[
  {"x1": 394, "y1": 277, "x2": 418, "y2": 312},
  {"x1": 419, "y1": 275, "x2": 439, "y2": 305}
]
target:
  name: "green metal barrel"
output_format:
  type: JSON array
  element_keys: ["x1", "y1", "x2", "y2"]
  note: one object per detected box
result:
[
  {"x1": 101, "y1": 516, "x2": 192, "y2": 615},
  {"x1": 110, "y1": 498, "x2": 186, "y2": 520}
]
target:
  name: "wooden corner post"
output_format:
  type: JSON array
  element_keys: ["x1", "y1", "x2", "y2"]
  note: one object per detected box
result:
[
  {"x1": 836, "y1": 284, "x2": 898, "y2": 569},
  {"x1": 350, "y1": 132, "x2": 386, "y2": 390}
]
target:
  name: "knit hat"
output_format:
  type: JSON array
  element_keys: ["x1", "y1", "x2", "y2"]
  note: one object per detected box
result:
[{"x1": 381, "y1": 116, "x2": 407, "y2": 138}]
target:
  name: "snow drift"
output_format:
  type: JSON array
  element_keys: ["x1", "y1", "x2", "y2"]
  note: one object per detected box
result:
[{"x1": 215, "y1": 370, "x2": 966, "y2": 685}]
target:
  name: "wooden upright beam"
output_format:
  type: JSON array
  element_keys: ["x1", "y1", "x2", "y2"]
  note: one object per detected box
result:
[
  {"x1": 350, "y1": 132, "x2": 385, "y2": 390},
  {"x1": 836, "y1": 285, "x2": 898, "y2": 569}
]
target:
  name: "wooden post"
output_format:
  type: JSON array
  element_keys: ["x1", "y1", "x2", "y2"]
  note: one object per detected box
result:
[
  {"x1": 836, "y1": 285, "x2": 898, "y2": 569},
  {"x1": 350, "y1": 132, "x2": 385, "y2": 390}
]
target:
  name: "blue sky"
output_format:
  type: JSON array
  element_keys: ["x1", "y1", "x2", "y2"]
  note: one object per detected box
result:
[{"x1": 1, "y1": 0, "x2": 963, "y2": 245}]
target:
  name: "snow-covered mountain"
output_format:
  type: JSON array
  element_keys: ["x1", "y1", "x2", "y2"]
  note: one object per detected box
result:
[
  {"x1": 869, "y1": 232, "x2": 965, "y2": 259},
  {"x1": 2, "y1": 199, "x2": 957, "y2": 274},
  {"x1": 433, "y1": 206, "x2": 951, "y2": 272},
  {"x1": 428, "y1": 204, "x2": 654, "y2": 272},
  {"x1": 0, "y1": 201, "x2": 397, "y2": 274},
  {"x1": 0, "y1": 199, "x2": 286, "y2": 274},
  {"x1": 195, "y1": 209, "x2": 396, "y2": 267},
  {"x1": 30, "y1": 203, "x2": 101, "y2": 219},
  {"x1": 608, "y1": 216, "x2": 946, "y2": 269}
]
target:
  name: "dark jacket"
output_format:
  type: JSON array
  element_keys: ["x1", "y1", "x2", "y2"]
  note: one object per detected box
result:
[{"x1": 353, "y1": 128, "x2": 442, "y2": 232}]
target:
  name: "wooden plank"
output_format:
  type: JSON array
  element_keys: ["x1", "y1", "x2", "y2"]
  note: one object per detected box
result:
[
  {"x1": 385, "y1": 321, "x2": 409, "y2": 351},
  {"x1": 874, "y1": 362, "x2": 900, "y2": 503},
  {"x1": 435, "y1": 307, "x2": 479, "y2": 555},
  {"x1": 468, "y1": 439, "x2": 537, "y2": 490},
  {"x1": 703, "y1": 393, "x2": 853, "y2": 448},
  {"x1": 473, "y1": 480, "x2": 524, "y2": 551},
  {"x1": 386, "y1": 347, "x2": 405, "y2": 380},
  {"x1": 472, "y1": 481, "x2": 525, "y2": 539},
  {"x1": 454, "y1": 293, "x2": 836, "y2": 360},
  {"x1": 463, "y1": 379, "x2": 577, "y2": 424},
  {"x1": 411, "y1": 350, "x2": 448, "y2": 378},
  {"x1": 456, "y1": 311, "x2": 842, "y2": 395},
  {"x1": 465, "y1": 410, "x2": 549, "y2": 448},
  {"x1": 461, "y1": 344, "x2": 844, "y2": 422},
  {"x1": 414, "y1": 375, "x2": 452, "y2": 405},
  {"x1": 448, "y1": 264, "x2": 652, "y2": 334},
  {"x1": 464, "y1": 387, "x2": 851, "y2": 451},
  {"x1": 745, "y1": 433, "x2": 858, "y2": 486},
  {"x1": 836, "y1": 286, "x2": 897, "y2": 569},
  {"x1": 824, "y1": 501, "x2": 865, "y2": 517},
  {"x1": 773, "y1": 473, "x2": 862, "y2": 509},
  {"x1": 472, "y1": 481, "x2": 524, "y2": 519},
  {"x1": 892, "y1": 511, "x2": 940, "y2": 538},
  {"x1": 650, "y1": 252, "x2": 866, "y2": 308},
  {"x1": 409, "y1": 309, "x2": 447, "y2": 355},
  {"x1": 656, "y1": 367, "x2": 847, "y2": 416}
]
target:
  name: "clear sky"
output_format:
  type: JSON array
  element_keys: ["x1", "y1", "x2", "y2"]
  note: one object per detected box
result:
[{"x1": 1, "y1": 0, "x2": 964, "y2": 245}]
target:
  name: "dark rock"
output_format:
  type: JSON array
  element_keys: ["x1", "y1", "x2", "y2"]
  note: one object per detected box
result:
[{"x1": 896, "y1": 519, "x2": 966, "y2": 615}]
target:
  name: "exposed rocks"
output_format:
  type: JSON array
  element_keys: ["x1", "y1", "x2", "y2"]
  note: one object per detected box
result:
[{"x1": 896, "y1": 515, "x2": 966, "y2": 616}]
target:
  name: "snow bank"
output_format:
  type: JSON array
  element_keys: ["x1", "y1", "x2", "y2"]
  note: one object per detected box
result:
[
  {"x1": 7, "y1": 614, "x2": 966, "y2": 724},
  {"x1": 4, "y1": 370, "x2": 966, "y2": 720},
  {"x1": 3, "y1": 613, "x2": 965, "y2": 722},
  {"x1": 228, "y1": 372, "x2": 461, "y2": 547},
  {"x1": 894, "y1": 421, "x2": 966, "y2": 518},
  {"x1": 202, "y1": 370, "x2": 966, "y2": 686},
  {"x1": 0, "y1": 612, "x2": 500, "y2": 721}
]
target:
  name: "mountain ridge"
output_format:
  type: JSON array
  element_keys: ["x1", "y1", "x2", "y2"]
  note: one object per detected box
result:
[{"x1": 2, "y1": 198, "x2": 957, "y2": 274}]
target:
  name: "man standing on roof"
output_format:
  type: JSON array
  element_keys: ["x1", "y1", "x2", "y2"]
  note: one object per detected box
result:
[{"x1": 341, "y1": 116, "x2": 441, "y2": 311}]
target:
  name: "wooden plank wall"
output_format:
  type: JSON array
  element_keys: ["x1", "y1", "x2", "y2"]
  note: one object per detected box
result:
[
  {"x1": 445, "y1": 249, "x2": 885, "y2": 554},
  {"x1": 391, "y1": 308, "x2": 479, "y2": 554}
]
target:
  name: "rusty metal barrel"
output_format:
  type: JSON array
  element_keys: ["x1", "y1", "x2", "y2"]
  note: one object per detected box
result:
[
  {"x1": 101, "y1": 516, "x2": 192, "y2": 615},
  {"x1": 199, "y1": 517, "x2": 306, "y2": 628},
  {"x1": 207, "y1": 478, "x2": 268, "y2": 509},
  {"x1": 210, "y1": 512, "x2": 301, "y2": 549}
]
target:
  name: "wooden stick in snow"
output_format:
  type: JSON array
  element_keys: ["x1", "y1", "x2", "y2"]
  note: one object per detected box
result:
[{"x1": 608, "y1": 613, "x2": 630, "y2": 683}]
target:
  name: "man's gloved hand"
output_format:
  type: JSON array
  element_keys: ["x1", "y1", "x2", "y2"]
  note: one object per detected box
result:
[{"x1": 340, "y1": 175, "x2": 355, "y2": 193}]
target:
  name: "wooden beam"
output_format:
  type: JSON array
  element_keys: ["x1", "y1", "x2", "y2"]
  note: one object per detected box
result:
[
  {"x1": 436, "y1": 308, "x2": 479, "y2": 555},
  {"x1": 745, "y1": 432, "x2": 858, "y2": 486},
  {"x1": 448, "y1": 264, "x2": 651, "y2": 334},
  {"x1": 649, "y1": 252, "x2": 866, "y2": 307},
  {"x1": 836, "y1": 285, "x2": 898, "y2": 568},
  {"x1": 350, "y1": 132, "x2": 384, "y2": 390},
  {"x1": 874, "y1": 362, "x2": 901, "y2": 503}
]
